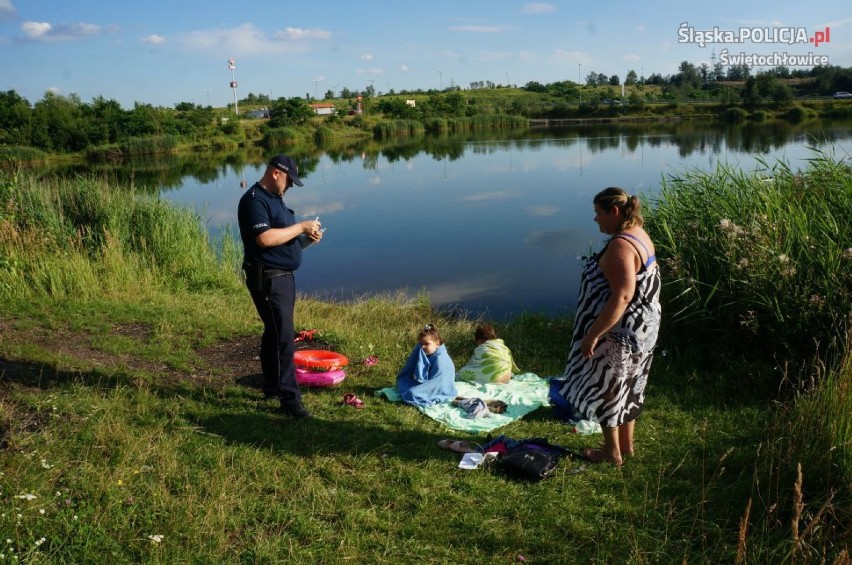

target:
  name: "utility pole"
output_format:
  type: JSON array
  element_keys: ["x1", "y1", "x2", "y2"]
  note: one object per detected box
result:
[
  {"x1": 203, "y1": 88, "x2": 210, "y2": 106},
  {"x1": 438, "y1": 69, "x2": 443, "y2": 90},
  {"x1": 228, "y1": 57, "x2": 239, "y2": 115}
]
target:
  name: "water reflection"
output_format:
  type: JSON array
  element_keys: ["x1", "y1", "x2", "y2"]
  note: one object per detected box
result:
[{"x1": 38, "y1": 119, "x2": 852, "y2": 319}]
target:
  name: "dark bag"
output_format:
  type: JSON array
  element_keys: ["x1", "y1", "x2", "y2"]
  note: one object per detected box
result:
[{"x1": 499, "y1": 447, "x2": 561, "y2": 482}]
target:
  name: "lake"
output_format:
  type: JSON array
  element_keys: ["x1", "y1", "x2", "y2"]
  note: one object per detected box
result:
[{"x1": 103, "y1": 120, "x2": 852, "y2": 319}]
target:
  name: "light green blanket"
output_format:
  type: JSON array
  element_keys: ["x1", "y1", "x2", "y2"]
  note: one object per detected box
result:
[
  {"x1": 376, "y1": 372, "x2": 550, "y2": 433},
  {"x1": 456, "y1": 339, "x2": 520, "y2": 384}
]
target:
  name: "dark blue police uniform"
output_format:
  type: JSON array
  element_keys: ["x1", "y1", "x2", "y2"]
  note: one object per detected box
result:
[{"x1": 237, "y1": 182, "x2": 304, "y2": 408}]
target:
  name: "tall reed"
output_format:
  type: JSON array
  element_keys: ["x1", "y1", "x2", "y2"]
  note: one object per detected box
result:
[
  {"x1": 646, "y1": 153, "x2": 852, "y2": 363},
  {"x1": 0, "y1": 172, "x2": 242, "y2": 301}
]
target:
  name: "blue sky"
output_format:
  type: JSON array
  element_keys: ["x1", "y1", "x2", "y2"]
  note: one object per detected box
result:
[{"x1": 1, "y1": 0, "x2": 850, "y2": 109}]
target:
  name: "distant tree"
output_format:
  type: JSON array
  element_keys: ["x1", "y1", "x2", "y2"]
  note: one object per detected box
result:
[
  {"x1": 269, "y1": 97, "x2": 315, "y2": 127},
  {"x1": 740, "y1": 77, "x2": 761, "y2": 107},
  {"x1": 30, "y1": 92, "x2": 89, "y2": 152},
  {"x1": 625, "y1": 70, "x2": 638, "y2": 86},
  {"x1": 608, "y1": 75, "x2": 620, "y2": 86},
  {"x1": 0, "y1": 90, "x2": 33, "y2": 146},
  {"x1": 323, "y1": 89, "x2": 335, "y2": 100},
  {"x1": 376, "y1": 97, "x2": 419, "y2": 119},
  {"x1": 524, "y1": 81, "x2": 547, "y2": 93},
  {"x1": 726, "y1": 64, "x2": 751, "y2": 81},
  {"x1": 596, "y1": 73, "x2": 608, "y2": 86},
  {"x1": 772, "y1": 83, "x2": 795, "y2": 106},
  {"x1": 585, "y1": 71, "x2": 598, "y2": 86},
  {"x1": 85, "y1": 95, "x2": 128, "y2": 145},
  {"x1": 340, "y1": 87, "x2": 354, "y2": 99}
]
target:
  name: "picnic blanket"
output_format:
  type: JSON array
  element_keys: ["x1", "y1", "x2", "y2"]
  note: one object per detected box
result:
[
  {"x1": 376, "y1": 373, "x2": 550, "y2": 433},
  {"x1": 456, "y1": 338, "x2": 520, "y2": 384}
]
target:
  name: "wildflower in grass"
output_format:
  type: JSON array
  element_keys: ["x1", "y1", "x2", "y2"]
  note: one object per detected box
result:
[
  {"x1": 40, "y1": 459, "x2": 53, "y2": 469},
  {"x1": 844, "y1": 248, "x2": 852, "y2": 260},
  {"x1": 147, "y1": 534, "x2": 164, "y2": 545},
  {"x1": 117, "y1": 480, "x2": 123, "y2": 486},
  {"x1": 34, "y1": 537, "x2": 45, "y2": 547},
  {"x1": 38, "y1": 509, "x2": 45, "y2": 515},
  {"x1": 777, "y1": 254, "x2": 790, "y2": 264},
  {"x1": 14, "y1": 494, "x2": 36, "y2": 501}
]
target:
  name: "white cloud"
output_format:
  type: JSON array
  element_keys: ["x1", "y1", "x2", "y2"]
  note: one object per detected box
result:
[
  {"x1": 400, "y1": 64, "x2": 409, "y2": 72},
  {"x1": 623, "y1": 54, "x2": 641, "y2": 62},
  {"x1": 459, "y1": 191, "x2": 514, "y2": 202},
  {"x1": 142, "y1": 34, "x2": 167, "y2": 45},
  {"x1": 275, "y1": 27, "x2": 331, "y2": 40},
  {"x1": 21, "y1": 21, "x2": 103, "y2": 42},
  {"x1": 0, "y1": 0, "x2": 16, "y2": 20},
  {"x1": 526, "y1": 205, "x2": 560, "y2": 217},
  {"x1": 551, "y1": 49, "x2": 592, "y2": 66},
  {"x1": 449, "y1": 25, "x2": 508, "y2": 33},
  {"x1": 359, "y1": 53, "x2": 373, "y2": 61},
  {"x1": 175, "y1": 23, "x2": 331, "y2": 56},
  {"x1": 356, "y1": 68, "x2": 384, "y2": 75},
  {"x1": 521, "y1": 3, "x2": 555, "y2": 15}
]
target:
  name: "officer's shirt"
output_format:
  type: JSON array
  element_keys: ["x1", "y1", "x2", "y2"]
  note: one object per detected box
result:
[{"x1": 237, "y1": 182, "x2": 303, "y2": 271}]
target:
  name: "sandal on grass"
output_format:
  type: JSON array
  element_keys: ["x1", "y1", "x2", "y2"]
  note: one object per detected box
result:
[
  {"x1": 437, "y1": 439, "x2": 476, "y2": 453},
  {"x1": 362, "y1": 354, "x2": 379, "y2": 366},
  {"x1": 342, "y1": 393, "x2": 365, "y2": 409}
]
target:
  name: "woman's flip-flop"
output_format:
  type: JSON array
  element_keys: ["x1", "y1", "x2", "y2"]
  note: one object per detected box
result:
[
  {"x1": 342, "y1": 393, "x2": 365, "y2": 409},
  {"x1": 437, "y1": 439, "x2": 476, "y2": 453}
]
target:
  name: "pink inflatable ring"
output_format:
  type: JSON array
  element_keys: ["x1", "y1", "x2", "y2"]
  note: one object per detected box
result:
[{"x1": 296, "y1": 367, "x2": 346, "y2": 387}]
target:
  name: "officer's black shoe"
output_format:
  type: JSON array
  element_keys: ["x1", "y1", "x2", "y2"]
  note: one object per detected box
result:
[{"x1": 279, "y1": 402, "x2": 312, "y2": 419}]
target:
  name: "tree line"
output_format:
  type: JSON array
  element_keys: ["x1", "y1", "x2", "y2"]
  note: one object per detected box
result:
[{"x1": 2, "y1": 62, "x2": 851, "y2": 157}]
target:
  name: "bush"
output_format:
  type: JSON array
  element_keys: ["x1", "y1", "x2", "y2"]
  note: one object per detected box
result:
[
  {"x1": 723, "y1": 107, "x2": 748, "y2": 123},
  {"x1": 783, "y1": 106, "x2": 809, "y2": 123},
  {"x1": 262, "y1": 127, "x2": 303, "y2": 147},
  {"x1": 750, "y1": 110, "x2": 767, "y2": 122}
]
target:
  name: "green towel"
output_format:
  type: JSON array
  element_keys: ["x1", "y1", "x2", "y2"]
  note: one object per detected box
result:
[
  {"x1": 376, "y1": 373, "x2": 550, "y2": 433},
  {"x1": 456, "y1": 339, "x2": 520, "y2": 384}
]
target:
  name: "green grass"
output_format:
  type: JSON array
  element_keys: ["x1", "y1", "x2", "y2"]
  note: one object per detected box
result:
[{"x1": 0, "y1": 168, "x2": 849, "y2": 562}]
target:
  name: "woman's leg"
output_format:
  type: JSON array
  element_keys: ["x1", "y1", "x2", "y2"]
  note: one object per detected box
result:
[
  {"x1": 618, "y1": 420, "x2": 635, "y2": 456},
  {"x1": 584, "y1": 425, "x2": 623, "y2": 466}
]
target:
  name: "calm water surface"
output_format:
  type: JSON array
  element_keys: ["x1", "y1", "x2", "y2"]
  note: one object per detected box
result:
[{"x1": 157, "y1": 121, "x2": 852, "y2": 320}]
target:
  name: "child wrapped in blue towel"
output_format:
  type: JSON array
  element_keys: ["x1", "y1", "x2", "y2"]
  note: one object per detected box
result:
[{"x1": 396, "y1": 324, "x2": 457, "y2": 406}]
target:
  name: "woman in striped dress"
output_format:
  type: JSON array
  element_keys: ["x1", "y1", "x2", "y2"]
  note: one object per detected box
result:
[{"x1": 556, "y1": 187, "x2": 661, "y2": 466}]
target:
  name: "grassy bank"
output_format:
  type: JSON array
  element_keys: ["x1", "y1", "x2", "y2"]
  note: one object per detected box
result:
[{"x1": 0, "y1": 165, "x2": 849, "y2": 562}]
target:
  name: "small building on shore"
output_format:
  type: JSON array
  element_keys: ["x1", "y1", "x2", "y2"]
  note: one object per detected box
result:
[{"x1": 310, "y1": 103, "x2": 337, "y2": 116}]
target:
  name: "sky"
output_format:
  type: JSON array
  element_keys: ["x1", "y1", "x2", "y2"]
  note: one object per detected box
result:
[{"x1": 1, "y1": 0, "x2": 850, "y2": 109}]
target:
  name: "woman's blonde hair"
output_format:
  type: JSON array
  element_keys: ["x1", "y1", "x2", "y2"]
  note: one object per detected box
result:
[{"x1": 594, "y1": 186, "x2": 644, "y2": 230}]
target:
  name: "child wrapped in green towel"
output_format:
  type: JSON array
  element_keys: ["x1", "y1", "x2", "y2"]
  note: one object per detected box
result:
[{"x1": 456, "y1": 324, "x2": 520, "y2": 385}]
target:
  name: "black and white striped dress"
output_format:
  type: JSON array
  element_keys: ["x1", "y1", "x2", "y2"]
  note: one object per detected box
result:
[{"x1": 556, "y1": 235, "x2": 662, "y2": 428}]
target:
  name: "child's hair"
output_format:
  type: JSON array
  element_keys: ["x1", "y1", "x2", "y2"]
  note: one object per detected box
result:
[
  {"x1": 418, "y1": 323, "x2": 442, "y2": 344},
  {"x1": 486, "y1": 400, "x2": 507, "y2": 414},
  {"x1": 474, "y1": 323, "x2": 498, "y2": 343}
]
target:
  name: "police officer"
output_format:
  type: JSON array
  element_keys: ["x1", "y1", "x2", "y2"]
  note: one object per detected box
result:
[{"x1": 237, "y1": 155, "x2": 322, "y2": 418}]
